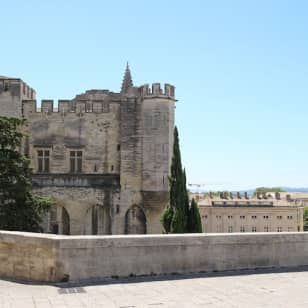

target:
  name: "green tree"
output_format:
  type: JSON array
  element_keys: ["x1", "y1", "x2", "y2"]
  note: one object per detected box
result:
[
  {"x1": 161, "y1": 206, "x2": 173, "y2": 234},
  {"x1": 0, "y1": 116, "x2": 52, "y2": 232},
  {"x1": 182, "y1": 168, "x2": 190, "y2": 229},
  {"x1": 187, "y1": 198, "x2": 202, "y2": 233},
  {"x1": 161, "y1": 127, "x2": 202, "y2": 233},
  {"x1": 304, "y1": 207, "x2": 308, "y2": 231},
  {"x1": 170, "y1": 207, "x2": 185, "y2": 233},
  {"x1": 161, "y1": 126, "x2": 186, "y2": 233},
  {"x1": 253, "y1": 187, "x2": 285, "y2": 196}
]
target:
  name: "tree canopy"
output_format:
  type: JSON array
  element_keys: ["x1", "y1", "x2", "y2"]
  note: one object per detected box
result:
[
  {"x1": 253, "y1": 187, "x2": 285, "y2": 196},
  {"x1": 187, "y1": 198, "x2": 202, "y2": 233},
  {"x1": 0, "y1": 116, "x2": 52, "y2": 232}
]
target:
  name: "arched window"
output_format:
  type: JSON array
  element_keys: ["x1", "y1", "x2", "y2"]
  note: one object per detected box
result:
[{"x1": 125, "y1": 205, "x2": 146, "y2": 234}]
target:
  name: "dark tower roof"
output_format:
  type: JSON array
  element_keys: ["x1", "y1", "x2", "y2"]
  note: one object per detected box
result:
[{"x1": 121, "y1": 62, "x2": 133, "y2": 93}]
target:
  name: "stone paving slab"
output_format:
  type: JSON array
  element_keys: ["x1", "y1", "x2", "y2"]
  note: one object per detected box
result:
[{"x1": 1, "y1": 269, "x2": 308, "y2": 307}]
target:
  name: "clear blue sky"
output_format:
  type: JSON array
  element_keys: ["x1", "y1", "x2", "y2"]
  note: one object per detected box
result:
[{"x1": 2, "y1": 0, "x2": 308, "y2": 190}]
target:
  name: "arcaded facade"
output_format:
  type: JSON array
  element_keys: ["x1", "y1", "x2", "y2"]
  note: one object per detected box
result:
[{"x1": 0, "y1": 66, "x2": 176, "y2": 235}]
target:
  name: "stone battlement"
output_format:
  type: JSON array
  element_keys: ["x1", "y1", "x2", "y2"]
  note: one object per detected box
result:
[
  {"x1": 139, "y1": 83, "x2": 175, "y2": 98},
  {"x1": 0, "y1": 76, "x2": 36, "y2": 100},
  {"x1": 22, "y1": 83, "x2": 175, "y2": 115},
  {"x1": 22, "y1": 99, "x2": 112, "y2": 114}
]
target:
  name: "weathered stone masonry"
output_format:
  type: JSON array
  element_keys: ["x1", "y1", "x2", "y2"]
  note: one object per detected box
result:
[
  {"x1": 1, "y1": 231, "x2": 308, "y2": 283},
  {"x1": 0, "y1": 66, "x2": 176, "y2": 235}
]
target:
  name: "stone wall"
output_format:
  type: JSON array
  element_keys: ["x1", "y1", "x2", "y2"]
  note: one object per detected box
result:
[
  {"x1": 1, "y1": 231, "x2": 308, "y2": 283},
  {"x1": 23, "y1": 100, "x2": 121, "y2": 175},
  {"x1": 0, "y1": 231, "x2": 62, "y2": 282}
]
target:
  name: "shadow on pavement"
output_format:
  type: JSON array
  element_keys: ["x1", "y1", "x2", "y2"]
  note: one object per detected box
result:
[{"x1": 3, "y1": 265, "x2": 308, "y2": 291}]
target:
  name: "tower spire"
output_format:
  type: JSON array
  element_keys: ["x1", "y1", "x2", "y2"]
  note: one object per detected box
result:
[{"x1": 121, "y1": 62, "x2": 133, "y2": 93}]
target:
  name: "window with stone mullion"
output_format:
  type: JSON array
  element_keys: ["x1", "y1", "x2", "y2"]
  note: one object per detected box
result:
[
  {"x1": 37, "y1": 150, "x2": 50, "y2": 173},
  {"x1": 70, "y1": 151, "x2": 82, "y2": 173}
]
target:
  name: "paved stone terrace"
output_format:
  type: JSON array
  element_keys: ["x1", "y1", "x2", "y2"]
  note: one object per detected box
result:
[{"x1": 1, "y1": 268, "x2": 308, "y2": 307}]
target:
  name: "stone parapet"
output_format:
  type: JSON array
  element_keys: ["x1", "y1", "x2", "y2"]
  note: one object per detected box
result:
[
  {"x1": 1, "y1": 231, "x2": 308, "y2": 282},
  {"x1": 22, "y1": 99, "x2": 114, "y2": 114},
  {"x1": 139, "y1": 83, "x2": 175, "y2": 99}
]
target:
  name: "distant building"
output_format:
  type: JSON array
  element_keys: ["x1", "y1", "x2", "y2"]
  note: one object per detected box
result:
[{"x1": 196, "y1": 192, "x2": 304, "y2": 233}]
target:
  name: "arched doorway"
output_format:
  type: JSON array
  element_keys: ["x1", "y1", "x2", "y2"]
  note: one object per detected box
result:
[
  {"x1": 61, "y1": 206, "x2": 70, "y2": 235},
  {"x1": 125, "y1": 205, "x2": 147, "y2": 234},
  {"x1": 84, "y1": 204, "x2": 111, "y2": 235}
]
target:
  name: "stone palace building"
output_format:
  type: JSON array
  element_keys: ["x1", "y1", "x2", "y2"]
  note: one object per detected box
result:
[{"x1": 0, "y1": 65, "x2": 176, "y2": 235}]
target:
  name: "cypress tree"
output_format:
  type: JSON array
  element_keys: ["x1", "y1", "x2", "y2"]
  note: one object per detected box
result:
[
  {"x1": 170, "y1": 208, "x2": 184, "y2": 233},
  {"x1": 161, "y1": 126, "x2": 188, "y2": 233},
  {"x1": 161, "y1": 206, "x2": 173, "y2": 233},
  {"x1": 183, "y1": 168, "x2": 190, "y2": 230},
  {"x1": 188, "y1": 198, "x2": 202, "y2": 233},
  {"x1": 161, "y1": 126, "x2": 203, "y2": 233}
]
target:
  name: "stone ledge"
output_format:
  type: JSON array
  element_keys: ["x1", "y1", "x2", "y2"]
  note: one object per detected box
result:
[
  {"x1": 32, "y1": 173, "x2": 120, "y2": 188},
  {"x1": 1, "y1": 231, "x2": 308, "y2": 283}
]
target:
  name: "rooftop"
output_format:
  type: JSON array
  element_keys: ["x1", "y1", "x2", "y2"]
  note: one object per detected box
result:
[{"x1": 193, "y1": 191, "x2": 308, "y2": 207}]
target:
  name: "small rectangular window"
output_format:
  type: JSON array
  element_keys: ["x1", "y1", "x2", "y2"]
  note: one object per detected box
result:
[
  {"x1": 37, "y1": 150, "x2": 50, "y2": 173},
  {"x1": 70, "y1": 158, "x2": 75, "y2": 172},
  {"x1": 102, "y1": 103, "x2": 109, "y2": 113},
  {"x1": 70, "y1": 150, "x2": 82, "y2": 173},
  {"x1": 77, "y1": 157, "x2": 82, "y2": 172}
]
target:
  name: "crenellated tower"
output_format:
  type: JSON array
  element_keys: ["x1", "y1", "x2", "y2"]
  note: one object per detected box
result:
[
  {"x1": 139, "y1": 82, "x2": 175, "y2": 233},
  {"x1": 116, "y1": 65, "x2": 176, "y2": 234},
  {"x1": 0, "y1": 76, "x2": 36, "y2": 118}
]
